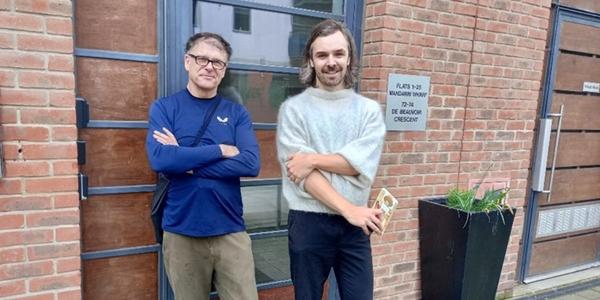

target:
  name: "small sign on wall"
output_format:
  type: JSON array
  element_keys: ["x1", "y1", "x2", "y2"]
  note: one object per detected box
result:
[
  {"x1": 583, "y1": 81, "x2": 599, "y2": 93},
  {"x1": 385, "y1": 74, "x2": 430, "y2": 131}
]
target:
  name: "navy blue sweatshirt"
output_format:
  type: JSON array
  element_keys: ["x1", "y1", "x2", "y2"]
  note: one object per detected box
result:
[{"x1": 146, "y1": 89, "x2": 260, "y2": 237}]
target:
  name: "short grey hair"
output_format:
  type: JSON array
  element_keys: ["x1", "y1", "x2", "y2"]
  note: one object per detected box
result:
[{"x1": 185, "y1": 32, "x2": 232, "y2": 60}]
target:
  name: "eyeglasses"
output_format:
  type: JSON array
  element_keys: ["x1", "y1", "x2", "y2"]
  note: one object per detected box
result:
[{"x1": 187, "y1": 53, "x2": 227, "y2": 70}]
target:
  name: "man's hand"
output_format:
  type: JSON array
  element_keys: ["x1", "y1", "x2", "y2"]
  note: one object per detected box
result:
[
  {"x1": 219, "y1": 144, "x2": 240, "y2": 158},
  {"x1": 286, "y1": 153, "x2": 316, "y2": 184},
  {"x1": 153, "y1": 128, "x2": 179, "y2": 146},
  {"x1": 342, "y1": 205, "x2": 383, "y2": 235}
]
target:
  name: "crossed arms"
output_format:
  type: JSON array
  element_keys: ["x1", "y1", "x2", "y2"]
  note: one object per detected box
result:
[
  {"x1": 145, "y1": 101, "x2": 260, "y2": 178},
  {"x1": 285, "y1": 153, "x2": 384, "y2": 235}
]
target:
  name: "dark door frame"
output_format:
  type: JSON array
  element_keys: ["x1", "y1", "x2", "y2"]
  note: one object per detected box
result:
[{"x1": 519, "y1": 4, "x2": 600, "y2": 283}]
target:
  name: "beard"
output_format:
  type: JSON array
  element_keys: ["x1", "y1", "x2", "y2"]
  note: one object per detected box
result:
[{"x1": 316, "y1": 64, "x2": 345, "y2": 88}]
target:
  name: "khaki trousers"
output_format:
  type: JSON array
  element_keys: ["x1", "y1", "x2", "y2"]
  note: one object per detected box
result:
[{"x1": 163, "y1": 231, "x2": 258, "y2": 300}]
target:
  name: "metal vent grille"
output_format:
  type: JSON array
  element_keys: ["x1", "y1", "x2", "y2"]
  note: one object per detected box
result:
[{"x1": 536, "y1": 203, "x2": 600, "y2": 238}]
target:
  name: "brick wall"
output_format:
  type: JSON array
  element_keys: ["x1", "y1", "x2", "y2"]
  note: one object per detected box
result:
[
  {"x1": 0, "y1": 0, "x2": 80, "y2": 299},
  {"x1": 361, "y1": 0, "x2": 551, "y2": 298}
]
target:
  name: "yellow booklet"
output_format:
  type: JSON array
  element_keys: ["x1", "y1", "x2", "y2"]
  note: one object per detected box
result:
[{"x1": 372, "y1": 188, "x2": 398, "y2": 235}]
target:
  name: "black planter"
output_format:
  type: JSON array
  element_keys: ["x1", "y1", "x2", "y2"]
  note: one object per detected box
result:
[{"x1": 418, "y1": 198, "x2": 515, "y2": 300}]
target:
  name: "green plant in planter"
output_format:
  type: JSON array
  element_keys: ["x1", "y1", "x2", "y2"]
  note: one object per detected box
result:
[
  {"x1": 447, "y1": 185, "x2": 512, "y2": 212},
  {"x1": 447, "y1": 184, "x2": 514, "y2": 226}
]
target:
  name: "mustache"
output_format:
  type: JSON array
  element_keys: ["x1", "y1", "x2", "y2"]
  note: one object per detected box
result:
[{"x1": 321, "y1": 64, "x2": 343, "y2": 73}]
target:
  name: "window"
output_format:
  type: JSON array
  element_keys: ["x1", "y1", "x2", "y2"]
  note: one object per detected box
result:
[
  {"x1": 233, "y1": 7, "x2": 251, "y2": 33},
  {"x1": 166, "y1": 0, "x2": 362, "y2": 289}
]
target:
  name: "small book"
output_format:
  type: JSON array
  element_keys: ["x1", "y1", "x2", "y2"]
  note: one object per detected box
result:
[{"x1": 371, "y1": 188, "x2": 398, "y2": 235}]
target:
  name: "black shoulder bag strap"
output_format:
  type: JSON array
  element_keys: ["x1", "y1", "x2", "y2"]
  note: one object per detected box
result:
[
  {"x1": 191, "y1": 97, "x2": 221, "y2": 147},
  {"x1": 151, "y1": 97, "x2": 222, "y2": 243}
]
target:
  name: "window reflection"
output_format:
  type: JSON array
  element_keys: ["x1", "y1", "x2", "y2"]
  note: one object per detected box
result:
[
  {"x1": 246, "y1": 0, "x2": 344, "y2": 14},
  {"x1": 252, "y1": 235, "x2": 290, "y2": 284},
  {"x1": 242, "y1": 185, "x2": 288, "y2": 231},
  {"x1": 219, "y1": 70, "x2": 304, "y2": 123},
  {"x1": 194, "y1": 1, "x2": 323, "y2": 67}
]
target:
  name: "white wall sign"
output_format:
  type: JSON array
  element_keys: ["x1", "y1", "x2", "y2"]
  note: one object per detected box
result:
[
  {"x1": 385, "y1": 74, "x2": 430, "y2": 131},
  {"x1": 583, "y1": 81, "x2": 600, "y2": 93}
]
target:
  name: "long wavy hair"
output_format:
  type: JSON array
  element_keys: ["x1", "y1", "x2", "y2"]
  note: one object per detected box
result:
[{"x1": 299, "y1": 19, "x2": 359, "y2": 89}]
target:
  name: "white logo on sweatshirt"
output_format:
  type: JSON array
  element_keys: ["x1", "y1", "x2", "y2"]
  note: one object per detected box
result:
[{"x1": 217, "y1": 116, "x2": 229, "y2": 124}]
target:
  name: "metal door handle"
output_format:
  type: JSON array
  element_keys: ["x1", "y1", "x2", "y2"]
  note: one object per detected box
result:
[{"x1": 531, "y1": 104, "x2": 564, "y2": 203}]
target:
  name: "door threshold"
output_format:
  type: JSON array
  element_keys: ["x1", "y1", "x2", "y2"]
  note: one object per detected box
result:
[
  {"x1": 508, "y1": 265, "x2": 600, "y2": 299},
  {"x1": 524, "y1": 262, "x2": 600, "y2": 284}
]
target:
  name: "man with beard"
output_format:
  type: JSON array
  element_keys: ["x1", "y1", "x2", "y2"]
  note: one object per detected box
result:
[
  {"x1": 146, "y1": 32, "x2": 260, "y2": 300},
  {"x1": 276, "y1": 19, "x2": 386, "y2": 299}
]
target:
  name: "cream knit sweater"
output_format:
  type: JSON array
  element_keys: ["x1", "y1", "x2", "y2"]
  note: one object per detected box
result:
[{"x1": 276, "y1": 87, "x2": 386, "y2": 214}]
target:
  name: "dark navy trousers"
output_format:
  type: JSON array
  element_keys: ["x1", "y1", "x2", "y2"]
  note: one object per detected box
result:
[{"x1": 288, "y1": 210, "x2": 374, "y2": 300}]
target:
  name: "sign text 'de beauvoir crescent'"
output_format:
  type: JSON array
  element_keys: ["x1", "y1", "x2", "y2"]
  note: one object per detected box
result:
[{"x1": 385, "y1": 74, "x2": 430, "y2": 131}]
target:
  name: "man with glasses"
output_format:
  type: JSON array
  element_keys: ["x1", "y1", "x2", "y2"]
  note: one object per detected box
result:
[{"x1": 146, "y1": 32, "x2": 260, "y2": 300}]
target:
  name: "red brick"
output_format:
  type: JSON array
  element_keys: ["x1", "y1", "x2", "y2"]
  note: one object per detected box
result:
[
  {"x1": 25, "y1": 176, "x2": 78, "y2": 193},
  {"x1": 29, "y1": 273, "x2": 80, "y2": 292},
  {"x1": 21, "y1": 143, "x2": 77, "y2": 160},
  {"x1": 51, "y1": 126, "x2": 77, "y2": 141},
  {"x1": 0, "y1": 12, "x2": 44, "y2": 32},
  {"x1": 46, "y1": 17, "x2": 72, "y2": 36},
  {"x1": 386, "y1": 142, "x2": 413, "y2": 152},
  {"x1": 0, "y1": 261, "x2": 53, "y2": 281},
  {"x1": 48, "y1": 54, "x2": 73, "y2": 71},
  {"x1": 0, "y1": 214, "x2": 24, "y2": 230},
  {"x1": 18, "y1": 70, "x2": 75, "y2": 89},
  {"x1": 410, "y1": 33, "x2": 435, "y2": 47},
  {"x1": 12, "y1": 294, "x2": 54, "y2": 300},
  {"x1": 20, "y1": 230, "x2": 51, "y2": 247},
  {"x1": 414, "y1": 8, "x2": 438, "y2": 22},
  {"x1": 55, "y1": 227, "x2": 79, "y2": 242},
  {"x1": 20, "y1": 108, "x2": 76, "y2": 124},
  {"x1": 0, "y1": 32, "x2": 14, "y2": 48},
  {"x1": 0, "y1": 279, "x2": 25, "y2": 297},
  {"x1": 4, "y1": 161, "x2": 51, "y2": 177},
  {"x1": 53, "y1": 194, "x2": 78, "y2": 208},
  {"x1": 17, "y1": 33, "x2": 72, "y2": 53},
  {"x1": 453, "y1": 2, "x2": 477, "y2": 16},
  {"x1": 398, "y1": 0, "x2": 426, "y2": 8},
  {"x1": 0, "y1": 179, "x2": 22, "y2": 195},
  {"x1": 49, "y1": 90, "x2": 75, "y2": 107},
  {"x1": 0, "y1": 232, "x2": 24, "y2": 247},
  {"x1": 0, "y1": 88, "x2": 48, "y2": 106},
  {"x1": 1, "y1": 145, "x2": 22, "y2": 161},
  {"x1": 450, "y1": 27, "x2": 474, "y2": 40},
  {"x1": 0, "y1": 69, "x2": 16, "y2": 87},
  {"x1": 16, "y1": 0, "x2": 72, "y2": 17},
  {"x1": 0, "y1": 248, "x2": 26, "y2": 265},
  {"x1": 1, "y1": 107, "x2": 18, "y2": 124},
  {"x1": 0, "y1": 196, "x2": 52, "y2": 212},
  {"x1": 56, "y1": 257, "x2": 79, "y2": 273},
  {"x1": 0, "y1": 51, "x2": 45, "y2": 69},
  {"x1": 2, "y1": 126, "x2": 49, "y2": 142},
  {"x1": 27, "y1": 243, "x2": 79, "y2": 261},
  {"x1": 27, "y1": 210, "x2": 79, "y2": 227},
  {"x1": 51, "y1": 160, "x2": 77, "y2": 176},
  {"x1": 57, "y1": 289, "x2": 81, "y2": 300}
]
